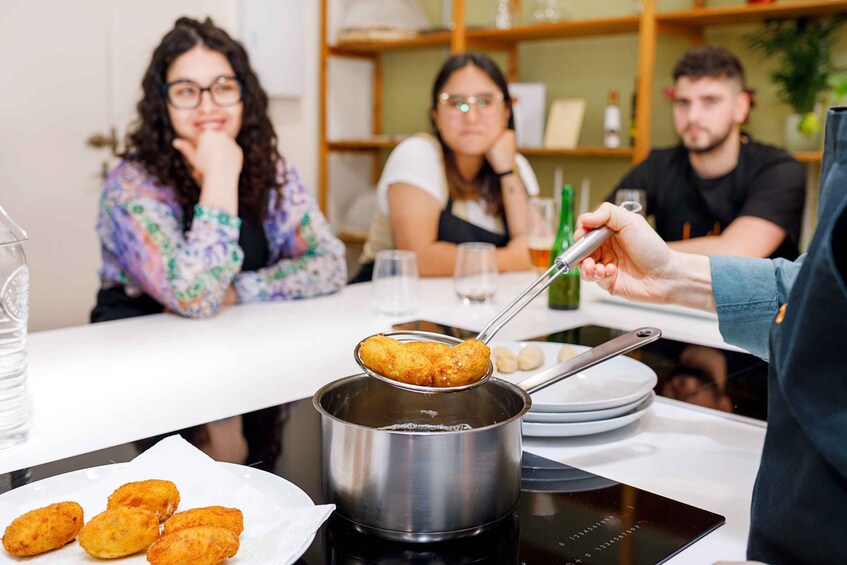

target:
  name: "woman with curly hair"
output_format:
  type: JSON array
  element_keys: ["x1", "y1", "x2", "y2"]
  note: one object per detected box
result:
[{"x1": 91, "y1": 17, "x2": 345, "y2": 321}]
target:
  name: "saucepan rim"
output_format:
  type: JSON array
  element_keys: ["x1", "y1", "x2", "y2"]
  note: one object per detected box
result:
[{"x1": 312, "y1": 373, "x2": 532, "y2": 435}]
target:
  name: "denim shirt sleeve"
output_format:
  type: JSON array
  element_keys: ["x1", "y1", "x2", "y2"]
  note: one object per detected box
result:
[{"x1": 709, "y1": 255, "x2": 805, "y2": 361}]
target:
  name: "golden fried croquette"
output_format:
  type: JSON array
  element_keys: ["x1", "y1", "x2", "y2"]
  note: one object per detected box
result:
[
  {"x1": 107, "y1": 479, "x2": 180, "y2": 521},
  {"x1": 146, "y1": 526, "x2": 240, "y2": 565},
  {"x1": 517, "y1": 344, "x2": 545, "y2": 371},
  {"x1": 162, "y1": 506, "x2": 243, "y2": 537},
  {"x1": 432, "y1": 339, "x2": 491, "y2": 387},
  {"x1": 492, "y1": 346, "x2": 518, "y2": 374},
  {"x1": 2, "y1": 501, "x2": 83, "y2": 556},
  {"x1": 360, "y1": 335, "x2": 491, "y2": 387},
  {"x1": 359, "y1": 335, "x2": 435, "y2": 386},
  {"x1": 405, "y1": 341, "x2": 452, "y2": 364},
  {"x1": 79, "y1": 507, "x2": 160, "y2": 558}
]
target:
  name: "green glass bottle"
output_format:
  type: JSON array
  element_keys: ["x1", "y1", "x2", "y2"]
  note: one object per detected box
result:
[{"x1": 548, "y1": 183, "x2": 580, "y2": 310}]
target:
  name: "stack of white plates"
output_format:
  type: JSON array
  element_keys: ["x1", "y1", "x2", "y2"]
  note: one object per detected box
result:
[{"x1": 493, "y1": 342, "x2": 658, "y2": 438}]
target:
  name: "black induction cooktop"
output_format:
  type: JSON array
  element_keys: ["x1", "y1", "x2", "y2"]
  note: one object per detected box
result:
[
  {"x1": 393, "y1": 321, "x2": 769, "y2": 422},
  {"x1": 4, "y1": 399, "x2": 725, "y2": 564},
  {"x1": 322, "y1": 450, "x2": 724, "y2": 564}
]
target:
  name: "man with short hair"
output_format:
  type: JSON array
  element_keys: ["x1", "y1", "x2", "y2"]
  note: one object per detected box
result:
[{"x1": 609, "y1": 45, "x2": 806, "y2": 259}]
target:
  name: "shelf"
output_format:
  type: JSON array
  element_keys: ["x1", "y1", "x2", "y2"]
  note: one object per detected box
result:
[
  {"x1": 329, "y1": 31, "x2": 452, "y2": 55},
  {"x1": 520, "y1": 146, "x2": 634, "y2": 158},
  {"x1": 327, "y1": 139, "x2": 401, "y2": 151},
  {"x1": 793, "y1": 151, "x2": 823, "y2": 163},
  {"x1": 658, "y1": 0, "x2": 847, "y2": 28},
  {"x1": 466, "y1": 15, "x2": 640, "y2": 45},
  {"x1": 328, "y1": 140, "x2": 635, "y2": 159}
]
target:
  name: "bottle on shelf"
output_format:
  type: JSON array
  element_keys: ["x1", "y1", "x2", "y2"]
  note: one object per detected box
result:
[
  {"x1": 603, "y1": 89, "x2": 622, "y2": 149},
  {"x1": 548, "y1": 184, "x2": 580, "y2": 310},
  {"x1": 629, "y1": 79, "x2": 638, "y2": 147},
  {"x1": 494, "y1": 0, "x2": 515, "y2": 29}
]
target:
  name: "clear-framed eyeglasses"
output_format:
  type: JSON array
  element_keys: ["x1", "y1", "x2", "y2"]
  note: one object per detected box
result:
[
  {"x1": 438, "y1": 92, "x2": 505, "y2": 117},
  {"x1": 163, "y1": 76, "x2": 243, "y2": 110}
]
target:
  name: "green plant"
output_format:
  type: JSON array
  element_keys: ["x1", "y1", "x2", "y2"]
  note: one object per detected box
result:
[{"x1": 747, "y1": 15, "x2": 847, "y2": 137}]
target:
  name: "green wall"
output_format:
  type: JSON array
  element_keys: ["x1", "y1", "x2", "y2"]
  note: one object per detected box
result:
[{"x1": 379, "y1": 0, "x2": 847, "y2": 212}]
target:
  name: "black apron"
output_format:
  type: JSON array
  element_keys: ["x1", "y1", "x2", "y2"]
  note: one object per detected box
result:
[
  {"x1": 747, "y1": 108, "x2": 847, "y2": 562},
  {"x1": 351, "y1": 198, "x2": 510, "y2": 284},
  {"x1": 90, "y1": 212, "x2": 268, "y2": 323}
]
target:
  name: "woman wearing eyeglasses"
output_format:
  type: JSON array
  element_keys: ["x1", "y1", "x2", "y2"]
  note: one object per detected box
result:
[
  {"x1": 352, "y1": 53, "x2": 538, "y2": 282},
  {"x1": 91, "y1": 17, "x2": 345, "y2": 321}
]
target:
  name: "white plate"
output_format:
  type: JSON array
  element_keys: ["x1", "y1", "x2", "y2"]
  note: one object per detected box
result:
[
  {"x1": 523, "y1": 392, "x2": 650, "y2": 423},
  {"x1": 0, "y1": 462, "x2": 315, "y2": 564},
  {"x1": 493, "y1": 341, "x2": 657, "y2": 412},
  {"x1": 521, "y1": 392, "x2": 654, "y2": 438}
]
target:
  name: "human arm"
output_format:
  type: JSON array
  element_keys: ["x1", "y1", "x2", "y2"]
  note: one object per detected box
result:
[
  {"x1": 575, "y1": 203, "x2": 716, "y2": 311},
  {"x1": 577, "y1": 202, "x2": 804, "y2": 359},
  {"x1": 485, "y1": 129, "x2": 532, "y2": 271},
  {"x1": 172, "y1": 130, "x2": 243, "y2": 215},
  {"x1": 671, "y1": 156, "x2": 806, "y2": 257},
  {"x1": 98, "y1": 163, "x2": 244, "y2": 318},
  {"x1": 231, "y1": 169, "x2": 346, "y2": 301},
  {"x1": 710, "y1": 255, "x2": 804, "y2": 360},
  {"x1": 668, "y1": 216, "x2": 786, "y2": 256}
]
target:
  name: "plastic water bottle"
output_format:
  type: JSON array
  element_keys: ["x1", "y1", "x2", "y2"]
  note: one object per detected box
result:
[{"x1": 0, "y1": 206, "x2": 29, "y2": 450}]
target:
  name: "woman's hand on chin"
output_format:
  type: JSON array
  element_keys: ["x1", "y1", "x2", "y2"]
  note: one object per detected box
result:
[
  {"x1": 173, "y1": 130, "x2": 243, "y2": 185},
  {"x1": 485, "y1": 129, "x2": 517, "y2": 174}
]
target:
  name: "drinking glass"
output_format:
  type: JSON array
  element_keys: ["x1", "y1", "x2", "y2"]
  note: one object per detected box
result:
[
  {"x1": 614, "y1": 188, "x2": 647, "y2": 216},
  {"x1": 526, "y1": 197, "x2": 556, "y2": 273},
  {"x1": 454, "y1": 243, "x2": 499, "y2": 304},
  {"x1": 372, "y1": 250, "x2": 419, "y2": 315}
]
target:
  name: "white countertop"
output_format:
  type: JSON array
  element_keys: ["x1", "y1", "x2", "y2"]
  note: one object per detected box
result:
[{"x1": 6, "y1": 273, "x2": 765, "y2": 562}]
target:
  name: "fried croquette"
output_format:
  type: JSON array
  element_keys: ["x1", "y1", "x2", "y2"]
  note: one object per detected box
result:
[
  {"x1": 517, "y1": 344, "x2": 544, "y2": 371},
  {"x1": 162, "y1": 506, "x2": 243, "y2": 537},
  {"x1": 79, "y1": 506, "x2": 160, "y2": 558},
  {"x1": 492, "y1": 346, "x2": 518, "y2": 374},
  {"x1": 147, "y1": 526, "x2": 239, "y2": 565},
  {"x1": 432, "y1": 339, "x2": 491, "y2": 387},
  {"x1": 558, "y1": 344, "x2": 578, "y2": 363},
  {"x1": 405, "y1": 341, "x2": 452, "y2": 364},
  {"x1": 107, "y1": 479, "x2": 180, "y2": 521},
  {"x1": 2, "y1": 501, "x2": 84, "y2": 556},
  {"x1": 359, "y1": 335, "x2": 435, "y2": 386},
  {"x1": 361, "y1": 335, "x2": 491, "y2": 388}
]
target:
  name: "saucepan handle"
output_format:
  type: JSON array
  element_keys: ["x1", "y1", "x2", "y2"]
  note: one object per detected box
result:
[{"x1": 518, "y1": 327, "x2": 661, "y2": 395}]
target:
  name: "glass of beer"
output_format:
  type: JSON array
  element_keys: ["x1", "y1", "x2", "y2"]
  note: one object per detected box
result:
[{"x1": 526, "y1": 197, "x2": 556, "y2": 273}]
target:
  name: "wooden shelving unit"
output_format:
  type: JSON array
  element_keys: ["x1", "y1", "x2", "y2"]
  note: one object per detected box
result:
[
  {"x1": 319, "y1": 0, "x2": 845, "y2": 237},
  {"x1": 465, "y1": 15, "x2": 641, "y2": 44},
  {"x1": 658, "y1": 0, "x2": 847, "y2": 27}
]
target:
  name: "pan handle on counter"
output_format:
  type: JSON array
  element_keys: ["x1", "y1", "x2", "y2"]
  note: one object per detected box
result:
[{"x1": 517, "y1": 327, "x2": 661, "y2": 395}]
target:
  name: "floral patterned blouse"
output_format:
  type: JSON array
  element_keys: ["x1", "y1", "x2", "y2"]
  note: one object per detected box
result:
[{"x1": 96, "y1": 160, "x2": 346, "y2": 318}]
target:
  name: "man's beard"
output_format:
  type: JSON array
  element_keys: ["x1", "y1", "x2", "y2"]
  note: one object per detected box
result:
[{"x1": 682, "y1": 124, "x2": 733, "y2": 155}]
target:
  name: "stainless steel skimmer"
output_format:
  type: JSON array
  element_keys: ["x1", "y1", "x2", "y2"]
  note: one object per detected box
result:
[{"x1": 354, "y1": 201, "x2": 643, "y2": 393}]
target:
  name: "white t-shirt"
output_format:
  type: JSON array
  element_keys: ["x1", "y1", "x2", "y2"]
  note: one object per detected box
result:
[
  {"x1": 376, "y1": 133, "x2": 540, "y2": 234},
  {"x1": 360, "y1": 133, "x2": 540, "y2": 264}
]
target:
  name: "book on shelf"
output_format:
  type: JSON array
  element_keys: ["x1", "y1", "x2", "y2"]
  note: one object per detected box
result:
[
  {"x1": 544, "y1": 99, "x2": 586, "y2": 149},
  {"x1": 509, "y1": 82, "x2": 546, "y2": 149}
]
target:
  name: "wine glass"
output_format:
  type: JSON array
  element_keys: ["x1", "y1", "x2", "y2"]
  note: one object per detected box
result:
[
  {"x1": 454, "y1": 243, "x2": 499, "y2": 304},
  {"x1": 526, "y1": 197, "x2": 557, "y2": 273},
  {"x1": 371, "y1": 250, "x2": 420, "y2": 315},
  {"x1": 614, "y1": 188, "x2": 647, "y2": 216}
]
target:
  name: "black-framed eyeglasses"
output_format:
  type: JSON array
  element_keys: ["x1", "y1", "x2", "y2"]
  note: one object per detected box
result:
[{"x1": 163, "y1": 76, "x2": 243, "y2": 110}]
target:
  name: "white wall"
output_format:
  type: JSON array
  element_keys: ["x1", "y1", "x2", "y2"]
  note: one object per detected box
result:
[
  {"x1": 265, "y1": 0, "x2": 320, "y2": 194},
  {"x1": 0, "y1": 0, "x2": 320, "y2": 332}
]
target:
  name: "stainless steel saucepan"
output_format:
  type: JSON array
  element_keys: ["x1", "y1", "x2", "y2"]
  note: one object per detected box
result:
[{"x1": 314, "y1": 327, "x2": 660, "y2": 542}]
